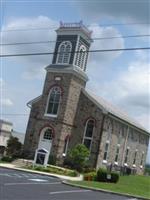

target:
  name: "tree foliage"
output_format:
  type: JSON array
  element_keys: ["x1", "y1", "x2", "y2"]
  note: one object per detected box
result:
[
  {"x1": 66, "y1": 144, "x2": 90, "y2": 172},
  {"x1": 6, "y1": 136, "x2": 22, "y2": 158}
]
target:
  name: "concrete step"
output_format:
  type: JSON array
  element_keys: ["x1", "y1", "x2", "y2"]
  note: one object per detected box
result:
[{"x1": 11, "y1": 159, "x2": 33, "y2": 167}]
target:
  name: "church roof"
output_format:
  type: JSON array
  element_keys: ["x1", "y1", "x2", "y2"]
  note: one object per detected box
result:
[{"x1": 82, "y1": 89, "x2": 149, "y2": 134}]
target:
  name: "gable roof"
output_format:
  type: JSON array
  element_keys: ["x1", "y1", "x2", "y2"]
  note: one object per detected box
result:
[
  {"x1": 27, "y1": 95, "x2": 42, "y2": 107},
  {"x1": 82, "y1": 89, "x2": 149, "y2": 134}
]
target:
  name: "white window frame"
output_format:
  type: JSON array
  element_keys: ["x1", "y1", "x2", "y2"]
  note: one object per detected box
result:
[
  {"x1": 133, "y1": 149, "x2": 138, "y2": 167},
  {"x1": 82, "y1": 119, "x2": 95, "y2": 151},
  {"x1": 43, "y1": 128, "x2": 53, "y2": 140},
  {"x1": 124, "y1": 147, "x2": 130, "y2": 165},
  {"x1": 77, "y1": 45, "x2": 87, "y2": 70},
  {"x1": 114, "y1": 144, "x2": 120, "y2": 165},
  {"x1": 45, "y1": 86, "x2": 61, "y2": 118},
  {"x1": 140, "y1": 151, "x2": 144, "y2": 168},
  {"x1": 56, "y1": 41, "x2": 72, "y2": 64},
  {"x1": 103, "y1": 140, "x2": 110, "y2": 163},
  {"x1": 62, "y1": 136, "x2": 69, "y2": 157}
]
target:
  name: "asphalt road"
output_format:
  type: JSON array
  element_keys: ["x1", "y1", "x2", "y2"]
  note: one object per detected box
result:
[{"x1": 0, "y1": 167, "x2": 138, "y2": 200}]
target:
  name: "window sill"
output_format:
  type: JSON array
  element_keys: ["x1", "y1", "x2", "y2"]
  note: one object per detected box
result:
[
  {"x1": 44, "y1": 114, "x2": 57, "y2": 118},
  {"x1": 114, "y1": 162, "x2": 118, "y2": 165},
  {"x1": 102, "y1": 160, "x2": 107, "y2": 164}
]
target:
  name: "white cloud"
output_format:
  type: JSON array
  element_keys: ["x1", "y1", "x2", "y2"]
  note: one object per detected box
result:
[
  {"x1": 89, "y1": 24, "x2": 124, "y2": 62},
  {"x1": 1, "y1": 16, "x2": 58, "y2": 79},
  {"x1": 1, "y1": 98, "x2": 13, "y2": 106},
  {"x1": 89, "y1": 56, "x2": 150, "y2": 131},
  {"x1": 1, "y1": 17, "x2": 125, "y2": 79},
  {"x1": 76, "y1": 1, "x2": 149, "y2": 23}
]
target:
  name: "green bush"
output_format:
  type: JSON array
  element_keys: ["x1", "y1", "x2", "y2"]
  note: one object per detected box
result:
[
  {"x1": 84, "y1": 172, "x2": 97, "y2": 181},
  {"x1": 96, "y1": 168, "x2": 120, "y2": 183},
  {"x1": 67, "y1": 144, "x2": 90, "y2": 172},
  {"x1": 31, "y1": 165, "x2": 78, "y2": 177},
  {"x1": 110, "y1": 172, "x2": 119, "y2": 183},
  {"x1": 1, "y1": 156, "x2": 14, "y2": 162},
  {"x1": 96, "y1": 168, "x2": 107, "y2": 182},
  {"x1": 48, "y1": 155, "x2": 56, "y2": 165}
]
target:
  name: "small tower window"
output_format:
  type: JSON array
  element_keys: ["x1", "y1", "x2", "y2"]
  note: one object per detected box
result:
[
  {"x1": 83, "y1": 119, "x2": 94, "y2": 150},
  {"x1": 46, "y1": 86, "x2": 61, "y2": 117},
  {"x1": 77, "y1": 45, "x2": 87, "y2": 70},
  {"x1": 57, "y1": 41, "x2": 72, "y2": 64}
]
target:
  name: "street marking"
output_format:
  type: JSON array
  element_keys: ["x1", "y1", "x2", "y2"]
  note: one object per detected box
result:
[
  {"x1": 128, "y1": 199, "x2": 138, "y2": 200},
  {"x1": 28, "y1": 179, "x2": 48, "y2": 182},
  {"x1": 13, "y1": 174, "x2": 22, "y2": 178},
  {"x1": 0, "y1": 173, "x2": 12, "y2": 177},
  {"x1": 50, "y1": 189, "x2": 91, "y2": 195},
  {"x1": 21, "y1": 173, "x2": 30, "y2": 178},
  {"x1": 4, "y1": 181, "x2": 61, "y2": 186}
]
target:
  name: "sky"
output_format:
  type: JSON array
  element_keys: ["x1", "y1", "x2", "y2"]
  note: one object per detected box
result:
[{"x1": 0, "y1": 0, "x2": 150, "y2": 163}]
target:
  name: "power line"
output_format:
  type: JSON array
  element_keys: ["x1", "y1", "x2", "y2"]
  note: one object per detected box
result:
[
  {"x1": 1, "y1": 114, "x2": 28, "y2": 116},
  {"x1": 0, "y1": 47, "x2": 150, "y2": 58},
  {"x1": 1, "y1": 34, "x2": 150, "y2": 46},
  {"x1": 0, "y1": 22, "x2": 149, "y2": 32}
]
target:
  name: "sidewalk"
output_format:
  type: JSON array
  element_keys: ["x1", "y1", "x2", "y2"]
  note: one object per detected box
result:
[{"x1": 0, "y1": 163, "x2": 83, "y2": 181}]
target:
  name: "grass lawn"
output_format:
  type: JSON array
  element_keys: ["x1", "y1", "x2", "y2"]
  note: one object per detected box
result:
[{"x1": 71, "y1": 175, "x2": 150, "y2": 199}]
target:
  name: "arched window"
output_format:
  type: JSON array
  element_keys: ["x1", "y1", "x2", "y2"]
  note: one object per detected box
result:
[
  {"x1": 77, "y1": 45, "x2": 87, "y2": 70},
  {"x1": 83, "y1": 119, "x2": 95, "y2": 150},
  {"x1": 43, "y1": 128, "x2": 53, "y2": 140},
  {"x1": 63, "y1": 135, "x2": 70, "y2": 157},
  {"x1": 46, "y1": 86, "x2": 61, "y2": 116},
  {"x1": 106, "y1": 119, "x2": 113, "y2": 141},
  {"x1": 57, "y1": 41, "x2": 72, "y2": 64}
]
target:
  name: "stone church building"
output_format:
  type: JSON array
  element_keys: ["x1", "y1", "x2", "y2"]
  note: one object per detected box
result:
[{"x1": 24, "y1": 22, "x2": 149, "y2": 174}]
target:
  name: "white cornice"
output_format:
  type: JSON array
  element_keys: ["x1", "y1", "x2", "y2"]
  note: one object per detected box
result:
[{"x1": 45, "y1": 64, "x2": 89, "y2": 82}]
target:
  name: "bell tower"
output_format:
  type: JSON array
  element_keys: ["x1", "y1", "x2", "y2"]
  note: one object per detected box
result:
[
  {"x1": 52, "y1": 21, "x2": 93, "y2": 72},
  {"x1": 24, "y1": 21, "x2": 93, "y2": 164}
]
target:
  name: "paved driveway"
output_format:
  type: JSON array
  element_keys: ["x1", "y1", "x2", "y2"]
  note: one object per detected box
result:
[{"x1": 0, "y1": 167, "x2": 138, "y2": 200}]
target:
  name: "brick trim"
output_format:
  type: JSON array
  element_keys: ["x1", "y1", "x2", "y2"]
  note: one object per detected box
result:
[{"x1": 38, "y1": 124, "x2": 55, "y2": 138}]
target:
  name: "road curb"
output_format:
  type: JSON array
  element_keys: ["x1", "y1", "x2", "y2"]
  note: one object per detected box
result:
[
  {"x1": 0, "y1": 164, "x2": 82, "y2": 181},
  {"x1": 62, "y1": 180, "x2": 149, "y2": 200}
]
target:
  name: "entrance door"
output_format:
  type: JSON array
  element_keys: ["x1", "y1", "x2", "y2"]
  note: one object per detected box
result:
[{"x1": 38, "y1": 127, "x2": 53, "y2": 155}]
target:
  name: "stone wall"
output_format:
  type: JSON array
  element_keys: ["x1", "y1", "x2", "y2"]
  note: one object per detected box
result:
[
  {"x1": 24, "y1": 70, "x2": 86, "y2": 163},
  {"x1": 24, "y1": 70, "x2": 149, "y2": 174},
  {"x1": 97, "y1": 115, "x2": 149, "y2": 174}
]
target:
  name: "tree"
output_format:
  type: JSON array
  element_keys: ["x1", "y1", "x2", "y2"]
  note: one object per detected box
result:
[
  {"x1": 67, "y1": 144, "x2": 90, "y2": 172},
  {"x1": 6, "y1": 136, "x2": 22, "y2": 158}
]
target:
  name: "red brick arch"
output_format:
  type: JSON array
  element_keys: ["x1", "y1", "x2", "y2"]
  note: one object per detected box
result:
[{"x1": 38, "y1": 124, "x2": 55, "y2": 138}]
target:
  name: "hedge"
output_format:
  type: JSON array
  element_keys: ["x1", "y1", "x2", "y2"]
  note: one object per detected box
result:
[
  {"x1": 96, "y1": 168, "x2": 119, "y2": 183},
  {"x1": 84, "y1": 172, "x2": 97, "y2": 181}
]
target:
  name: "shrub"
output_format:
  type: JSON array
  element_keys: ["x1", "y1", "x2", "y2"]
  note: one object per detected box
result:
[
  {"x1": 82, "y1": 163, "x2": 96, "y2": 173},
  {"x1": 6, "y1": 136, "x2": 22, "y2": 158},
  {"x1": 48, "y1": 155, "x2": 56, "y2": 165},
  {"x1": 110, "y1": 172, "x2": 119, "y2": 183},
  {"x1": 31, "y1": 165, "x2": 78, "y2": 177},
  {"x1": 84, "y1": 172, "x2": 97, "y2": 181},
  {"x1": 67, "y1": 144, "x2": 90, "y2": 172},
  {"x1": 96, "y1": 168, "x2": 120, "y2": 183},
  {"x1": 96, "y1": 168, "x2": 107, "y2": 182},
  {"x1": 1, "y1": 156, "x2": 15, "y2": 162}
]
